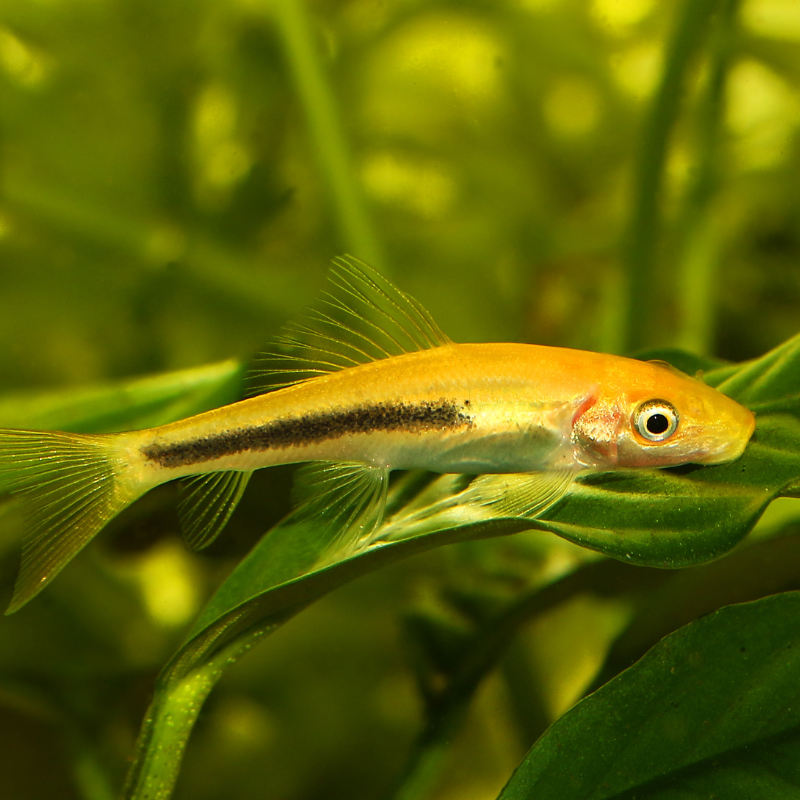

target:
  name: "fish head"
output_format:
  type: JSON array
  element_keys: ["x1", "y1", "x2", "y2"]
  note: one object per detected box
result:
[{"x1": 572, "y1": 361, "x2": 755, "y2": 469}]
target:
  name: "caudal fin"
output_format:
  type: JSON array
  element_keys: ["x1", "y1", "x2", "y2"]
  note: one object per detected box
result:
[{"x1": 0, "y1": 429, "x2": 136, "y2": 614}]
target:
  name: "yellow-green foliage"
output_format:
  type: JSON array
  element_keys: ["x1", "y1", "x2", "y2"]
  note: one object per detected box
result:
[{"x1": 1, "y1": 2, "x2": 800, "y2": 800}]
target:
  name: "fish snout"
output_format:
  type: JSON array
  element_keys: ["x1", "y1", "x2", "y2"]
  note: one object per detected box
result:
[{"x1": 698, "y1": 402, "x2": 755, "y2": 465}]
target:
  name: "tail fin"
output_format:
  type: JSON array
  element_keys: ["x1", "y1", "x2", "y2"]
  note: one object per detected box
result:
[{"x1": 0, "y1": 429, "x2": 136, "y2": 614}]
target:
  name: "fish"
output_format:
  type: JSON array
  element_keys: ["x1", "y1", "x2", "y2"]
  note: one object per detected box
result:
[{"x1": 0, "y1": 256, "x2": 755, "y2": 613}]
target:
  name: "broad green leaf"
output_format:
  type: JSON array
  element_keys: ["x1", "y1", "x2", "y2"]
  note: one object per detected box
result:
[
  {"x1": 123, "y1": 333, "x2": 800, "y2": 800},
  {"x1": 590, "y1": 525, "x2": 800, "y2": 694},
  {"x1": 389, "y1": 522, "x2": 800, "y2": 800},
  {"x1": 497, "y1": 590, "x2": 800, "y2": 800}
]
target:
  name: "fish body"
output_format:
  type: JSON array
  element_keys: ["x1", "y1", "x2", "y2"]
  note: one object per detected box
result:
[
  {"x1": 0, "y1": 258, "x2": 755, "y2": 613},
  {"x1": 130, "y1": 342, "x2": 752, "y2": 482}
]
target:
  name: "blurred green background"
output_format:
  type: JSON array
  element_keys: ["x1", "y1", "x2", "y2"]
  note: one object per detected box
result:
[{"x1": 1, "y1": 0, "x2": 800, "y2": 798}]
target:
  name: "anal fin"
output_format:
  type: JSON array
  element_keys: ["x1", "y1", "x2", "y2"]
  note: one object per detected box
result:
[{"x1": 178, "y1": 470, "x2": 252, "y2": 550}]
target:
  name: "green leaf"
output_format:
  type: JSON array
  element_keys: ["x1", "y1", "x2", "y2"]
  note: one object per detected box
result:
[
  {"x1": 0, "y1": 359, "x2": 244, "y2": 433},
  {"x1": 589, "y1": 525, "x2": 800, "y2": 695},
  {"x1": 123, "y1": 333, "x2": 800, "y2": 799},
  {"x1": 496, "y1": 590, "x2": 800, "y2": 799},
  {"x1": 122, "y1": 474, "x2": 538, "y2": 799}
]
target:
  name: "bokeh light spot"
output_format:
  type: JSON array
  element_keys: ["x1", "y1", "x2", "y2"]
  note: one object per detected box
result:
[
  {"x1": 0, "y1": 26, "x2": 50, "y2": 87},
  {"x1": 727, "y1": 59, "x2": 800, "y2": 170},
  {"x1": 591, "y1": 0, "x2": 655, "y2": 34},
  {"x1": 543, "y1": 76, "x2": 602, "y2": 137},
  {"x1": 362, "y1": 151, "x2": 457, "y2": 218},
  {"x1": 611, "y1": 41, "x2": 661, "y2": 99},
  {"x1": 193, "y1": 83, "x2": 252, "y2": 205},
  {"x1": 214, "y1": 695, "x2": 277, "y2": 752},
  {"x1": 376, "y1": 14, "x2": 505, "y2": 108},
  {"x1": 517, "y1": 0, "x2": 562, "y2": 11},
  {"x1": 134, "y1": 540, "x2": 201, "y2": 628},
  {"x1": 145, "y1": 223, "x2": 186, "y2": 266},
  {"x1": 742, "y1": 0, "x2": 800, "y2": 41}
]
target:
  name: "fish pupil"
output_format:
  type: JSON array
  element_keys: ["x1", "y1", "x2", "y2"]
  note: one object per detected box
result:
[{"x1": 646, "y1": 413, "x2": 670, "y2": 435}]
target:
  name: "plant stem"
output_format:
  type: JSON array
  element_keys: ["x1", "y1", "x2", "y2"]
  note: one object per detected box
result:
[
  {"x1": 271, "y1": 0, "x2": 385, "y2": 268},
  {"x1": 2, "y1": 176, "x2": 306, "y2": 317},
  {"x1": 388, "y1": 705, "x2": 470, "y2": 800},
  {"x1": 386, "y1": 561, "x2": 644, "y2": 800},
  {"x1": 122, "y1": 631, "x2": 261, "y2": 800},
  {"x1": 620, "y1": 0, "x2": 720, "y2": 353},
  {"x1": 70, "y1": 736, "x2": 117, "y2": 800},
  {"x1": 674, "y1": 0, "x2": 741, "y2": 355}
]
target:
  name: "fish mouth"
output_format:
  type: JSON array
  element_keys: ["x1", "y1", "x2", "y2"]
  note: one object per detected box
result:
[
  {"x1": 700, "y1": 440, "x2": 748, "y2": 465},
  {"x1": 698, "y1": 407, "x2": 756, "y2": 465}
]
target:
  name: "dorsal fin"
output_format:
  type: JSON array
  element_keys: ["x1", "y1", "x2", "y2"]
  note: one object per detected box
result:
[
  {"x1": 247, "y1": 255, "x2": 451, "y2": 396},
  {"x1": 648, "y1": 360, "x2": 691, "y2": 378}
]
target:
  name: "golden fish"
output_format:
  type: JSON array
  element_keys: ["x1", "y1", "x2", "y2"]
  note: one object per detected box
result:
[{"x1": 0, "y1": 257, "x2": 755, "y2": 612}]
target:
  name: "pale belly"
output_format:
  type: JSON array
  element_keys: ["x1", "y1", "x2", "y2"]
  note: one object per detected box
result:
[{"x1": 132, "y1": 395, "x2": 580, "y2": 482}]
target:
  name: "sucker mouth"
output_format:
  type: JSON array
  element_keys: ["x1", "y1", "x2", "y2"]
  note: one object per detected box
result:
[
  {"x1": 693, "y1": 422, "x2": 754, "y2": 464},
  {"x1": 700, "y1": 438, "x2": 751, "y2": 465}
]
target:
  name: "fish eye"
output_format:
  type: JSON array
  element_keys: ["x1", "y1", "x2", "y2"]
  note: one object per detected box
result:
[{"x1": 634, "y1": 400, "x2": 679, "y2": 442}]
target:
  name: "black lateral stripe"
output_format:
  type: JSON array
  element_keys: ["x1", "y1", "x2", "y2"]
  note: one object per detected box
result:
[{"x1": 142, "y1": 399, "x2": 473, "y2": 468}]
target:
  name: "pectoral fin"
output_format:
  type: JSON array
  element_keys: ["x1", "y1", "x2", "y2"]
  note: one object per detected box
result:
[
  {"x1": 290, "y1": 461, "x2": 389, "y2": 558},
  {"x1": 464, "y1": 470, "x2": 574, "y2": 520}
]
